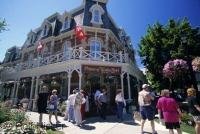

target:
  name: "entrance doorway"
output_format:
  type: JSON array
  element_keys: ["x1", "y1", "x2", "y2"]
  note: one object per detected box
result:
[{"x1": 83, "y1": 73, "x2": 121, "y2": 116}]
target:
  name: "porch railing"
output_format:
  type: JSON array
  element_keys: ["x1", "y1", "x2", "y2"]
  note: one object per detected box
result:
[{"x1": 13, "y1": 48, "x2": 130, "y2": 71}]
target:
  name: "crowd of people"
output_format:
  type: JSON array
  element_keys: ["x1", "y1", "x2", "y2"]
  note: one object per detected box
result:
[
  {"x1": 36, "y1": 85, "x2": 127, "y2": 127},
  {"x1": 138, "y1": 84, "x2": 200, "y2": 134},
  {"x1": 35, "y1": 83, "x2": 200, "y2": 134}
]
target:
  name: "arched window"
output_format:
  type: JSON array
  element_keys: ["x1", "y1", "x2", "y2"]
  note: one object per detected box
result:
[
  {"x1": 63, "y1": 17, "x2": 70, "y2": 30},
  {"x1": 90, "y1": 40, "x2": 101, "y2": 59},
  {"x1": 94, "y1": 10, "x2": 100, "y2": 23},
  {"x1": 89, "y1": 4, "x2": 104, "y2": 25}
]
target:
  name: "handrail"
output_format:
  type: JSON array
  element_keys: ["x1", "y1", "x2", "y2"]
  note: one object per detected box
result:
[{"x1": 7, "y1": 48, "x2": 131, "y2": 72}]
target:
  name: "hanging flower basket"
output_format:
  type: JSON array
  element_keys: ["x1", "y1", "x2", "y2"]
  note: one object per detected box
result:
[
  {"x1": 163, "y1": 59, "x2": 189, "y2": 79},
  {"x1": 192, "y1": 57, "x2": 200, "y2": 72}
]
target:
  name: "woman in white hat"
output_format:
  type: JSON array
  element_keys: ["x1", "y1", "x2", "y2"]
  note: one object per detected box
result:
[{"x1": 115, "y1": 89, "x2": 126, "y2": 121}]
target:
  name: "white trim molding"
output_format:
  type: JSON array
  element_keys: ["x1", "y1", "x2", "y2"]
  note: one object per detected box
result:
[
  {"x1": 41, "y1": 20, "x2": 51, "y2": 37},
  {"x1": 61, "y1": 11, "x2": 71, "y2": 31},
  {"x1": 92, "y1": 0, "x2": 108, "y2": 4},
  {"x1": 89, "y1": 3, "x2": 105, "y2": 25}
]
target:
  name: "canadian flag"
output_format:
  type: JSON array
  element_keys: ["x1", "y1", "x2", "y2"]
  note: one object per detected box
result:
[
  {"x1": 37, "y1": 41, "x2": 43, "y2": 52},
  {"x1": 75, "y1": 26, "x2": 86, "y2": 41}
]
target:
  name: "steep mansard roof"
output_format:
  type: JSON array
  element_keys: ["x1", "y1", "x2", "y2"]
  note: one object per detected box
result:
[{"x1": 22, "y1": 0, "x2": 120, "y2": 49}]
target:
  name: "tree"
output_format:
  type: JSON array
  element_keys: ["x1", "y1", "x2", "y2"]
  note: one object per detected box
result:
[
  {"x1": 139, "y1": 18, "x2": 200, "y2": 91},
  {"x1": 0, "y1": 18, "x2": 7, "y2": 33}
]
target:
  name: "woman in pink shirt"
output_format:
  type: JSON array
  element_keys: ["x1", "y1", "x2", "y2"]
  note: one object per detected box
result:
[{"x1": 156, "y1": 89, "x2": 182, "y2": 134}]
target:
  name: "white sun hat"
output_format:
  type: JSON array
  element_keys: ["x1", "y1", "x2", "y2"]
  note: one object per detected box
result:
[{"x1": 142, "y1": 84, "x2": 149, "y2": 89}]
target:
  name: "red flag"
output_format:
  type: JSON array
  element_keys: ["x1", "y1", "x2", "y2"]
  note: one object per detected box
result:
[
  {"x1": 75, "y1": 26, "x2": 86, "y2": 41},
  {"x1": 37, "y1": 41, "x2": 43, "y2": 52}
]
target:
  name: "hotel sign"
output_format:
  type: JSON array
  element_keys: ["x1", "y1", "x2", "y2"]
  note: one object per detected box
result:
[{"x1": 82, "y1": 65, "x2": 121, "y2": 75}]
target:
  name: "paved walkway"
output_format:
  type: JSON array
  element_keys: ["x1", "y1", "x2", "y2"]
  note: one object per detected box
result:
[{"x1": 27, "y1": 112, "x2": 188, "y2": 134}]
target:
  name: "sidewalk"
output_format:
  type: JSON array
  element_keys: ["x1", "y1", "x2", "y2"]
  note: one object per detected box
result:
[{"x1": 27, "y1": 112, "x2": 189, "y2": 134}]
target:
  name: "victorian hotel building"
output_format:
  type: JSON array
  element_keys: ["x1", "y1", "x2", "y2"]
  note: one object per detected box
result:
[{"x1": 0, "y1": 0, "x2": 144, "y2": 112}]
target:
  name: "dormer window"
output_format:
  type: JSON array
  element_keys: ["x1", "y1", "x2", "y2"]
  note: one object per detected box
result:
[
  {"x1": 62, "y1": 17, "x2": 70, "y2": 30},
  {"x1": 43, "y1": 25, "x2": 48, "y2": 37},
  {"x1": 64, "y1": 17, "x2": 69, "y2": 29},
  {"x1": 89, "y1": 4, "x2": 105, "y2": 25},
  {"x1": 94, "y1": 10, "x2": 100, "y2": 23},
  {"x1": 61, "y1": 11, "x2": 71, "y2": 31}
]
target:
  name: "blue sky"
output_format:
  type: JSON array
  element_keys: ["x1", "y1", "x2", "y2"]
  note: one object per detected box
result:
[{"x1": 0, "y1": 0, "x2": 200, "y2": 69}]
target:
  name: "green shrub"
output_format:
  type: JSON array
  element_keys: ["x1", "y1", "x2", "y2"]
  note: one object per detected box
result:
[
  {"x1": 10, "y1": 109, "x2": 27, "y2": 123},
  {"x1": 0, "y1": 103, "x2": 11, "y2": 124},
  {"x1": 181, "y1": 112, "x2": 194, "y2": 126},
  {"x1": 0, "y1": 120, "x2": 47, "y2": 133}
]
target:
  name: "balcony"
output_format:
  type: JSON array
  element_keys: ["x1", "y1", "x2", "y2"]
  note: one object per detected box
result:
[{"x1": 13, "y1": 48, "x2": 130, "y2": 71}]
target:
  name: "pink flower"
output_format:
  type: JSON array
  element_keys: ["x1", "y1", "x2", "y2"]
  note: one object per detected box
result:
[
  {"x1": 163, "y1": 59, "x2": 188, "y2": 79},
  {"x1": 192, "y1": 57, "x2": 200, "y2": 72}
]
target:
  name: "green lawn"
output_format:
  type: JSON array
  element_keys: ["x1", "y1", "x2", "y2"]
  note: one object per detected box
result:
[
  {"x1": 180, "y1": 123, "x2": 195, "y2": 134},
  {"x1": 47, "y1": 130, "x2": 64, "y2": 134},
  {"x1": 155, "y1": 119, "x2": 195, "y2": 134}
]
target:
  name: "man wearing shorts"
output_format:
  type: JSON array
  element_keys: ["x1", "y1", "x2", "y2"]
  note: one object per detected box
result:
[{"x1": 138, "y1": 84, "x2": 157, "y2": 134}]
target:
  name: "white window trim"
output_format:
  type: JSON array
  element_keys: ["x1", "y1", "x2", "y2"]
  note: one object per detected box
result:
[
  {"x1": 61, "y1": 17, "x2": 71, "y2": 31},
  {"x1": 89, "y1": 4, "x2": 105, "y2": 25},
  {"x1": 63, "y1": 41, "x2": 72, "y2": 50},
  {"x1": 61, "y1": 11, "x2": 71, "y2": 31},
  {"x1": 89, "y1": 39, "x2": 102, "y2": 59},
  {"x1": 41, "y1": 20, "x2": 51, "y2": 38}
]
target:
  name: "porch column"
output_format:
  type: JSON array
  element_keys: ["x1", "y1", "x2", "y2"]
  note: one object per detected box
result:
[
  {"x1": 121, "y1": 73, "x2": 124, "y2": 95},
  {"x1": 79, "y1": 73, "x2": 82, "y2": 90},
  {"x1": 32, "y1": 76, "x2": 39, "y2": 111},
  {"x1": 127, "y1": 74, "x2": 131, "y2": 100},
  {"x1": 14, "y1": 81, "x2": 20, "y2": 105},
  {"x1": 79, "y1": 47, "x2": 83, "y2": 59},
  {"x1": 105, "y1": 31, "x2": 109, "y2": 51},
  {"x1": 119, "y1": 51, "x2": 123, "y2": 63},
  {"x1": 50, "y1": 39, "x2": 55, "y2": 55},
  {"x1": 28, "y1": 76, "x2": 35, "y2": 110},
  {"x1": 67, "y1": 73, "x2": 71, "y2": 97},
  {"x1": 11, "y1": 80, "x2": 17, "y2": 104}
]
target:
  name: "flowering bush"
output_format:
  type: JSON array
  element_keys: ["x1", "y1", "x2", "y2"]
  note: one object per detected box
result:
[
  {"x1": 192, "y1": 57, "x2": 200, "y2": 72},
  {"x1": 163, "y1": 59, "x2": 189, "y2": 79},
  {"x1": 0, "y1": 120, "x2": 47, "y2": 134}
]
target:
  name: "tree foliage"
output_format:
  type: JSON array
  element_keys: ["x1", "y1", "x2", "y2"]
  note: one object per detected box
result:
[
  {"x1": 0, "y1": 18, "x2": 7, "y2": 33},
  {"x1": 139, "y1": 18, "x2": 200, "y2": 91}
]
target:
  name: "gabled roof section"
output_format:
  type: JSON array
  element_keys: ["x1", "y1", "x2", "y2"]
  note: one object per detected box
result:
[{"x1": 45, "y1": 12, "x2": 61, "y2": 23}]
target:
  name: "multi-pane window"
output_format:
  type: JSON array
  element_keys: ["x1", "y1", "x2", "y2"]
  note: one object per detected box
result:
[
  {"x1": 94, "y1": 10, "x2": 100, "y2": 23},
  {"x1": 43, "y1": 25, "x2": 48, "y2": 36},
  {"x1": 63, "y1": 41, "x2": 72, "y2": 59},
  {"x1": 63, "y1": 17, "x2": 69, "y2": 30},
  {"x1": 90, "y1": 40, "x2": 101, "y2": 59}
]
